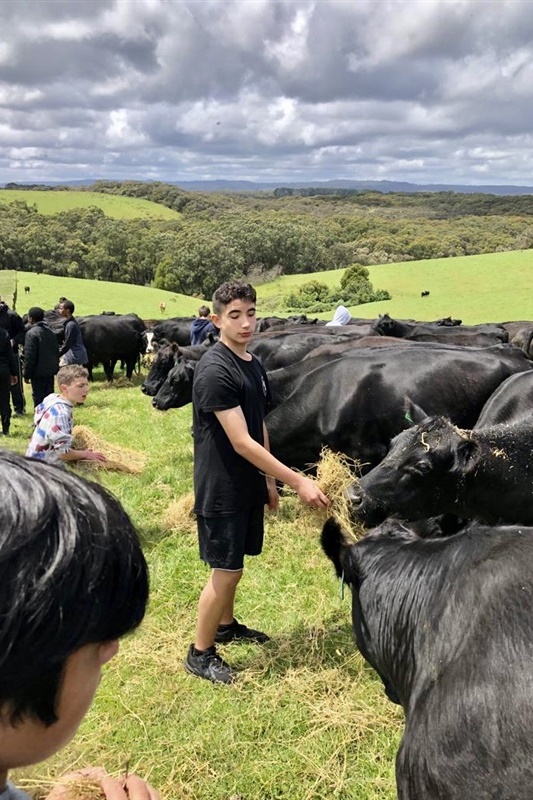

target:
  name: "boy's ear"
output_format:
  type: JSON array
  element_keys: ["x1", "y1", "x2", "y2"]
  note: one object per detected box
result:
[{"x1": 211, "y1": 313, "x2": 221, "y2": 328}]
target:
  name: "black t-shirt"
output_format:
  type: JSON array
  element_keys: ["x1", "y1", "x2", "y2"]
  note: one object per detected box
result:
[{"x1": 193, "y1": 341, "x2": 272, "y2": 516}]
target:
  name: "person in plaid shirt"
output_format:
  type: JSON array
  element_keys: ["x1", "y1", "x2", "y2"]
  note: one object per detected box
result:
[{"x1": 25, "y1": 365, "x2": 106, "y2": 466}]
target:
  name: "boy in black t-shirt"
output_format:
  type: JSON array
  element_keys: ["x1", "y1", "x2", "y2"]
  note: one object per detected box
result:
[{"x1": 185, "y1": 281, "x2": 329, "y2": 685}]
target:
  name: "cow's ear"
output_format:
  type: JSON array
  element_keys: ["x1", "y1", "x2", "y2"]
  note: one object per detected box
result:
[
  {"x1": 453, "y1": 436, "x2": 479, "y2": 470},
  {"x1": 403, "y1": 397, "x2": 429, "y2": 427},
  {"x1": 170, "y1": 342, "x2": 179, "y2": 354}
]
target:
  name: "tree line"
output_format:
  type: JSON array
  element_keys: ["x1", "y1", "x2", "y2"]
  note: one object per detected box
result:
[{"x1": 1, "y1": 182, "x2": 533, "y2": 299}]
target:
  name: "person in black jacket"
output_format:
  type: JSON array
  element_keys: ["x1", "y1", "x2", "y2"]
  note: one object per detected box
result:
[
  {"x1": 0, "y1": 328, "x2": 18, "y2": 435},
  {"x1": 0, "y1": 299, "x2": 25, "y2": 415},
  {"x1": 23, "y1": 307, "x2": 60, "y2": 407}
]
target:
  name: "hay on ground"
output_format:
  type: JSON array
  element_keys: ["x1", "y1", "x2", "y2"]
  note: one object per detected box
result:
[
  {"x1": 163, "y1": 492, "x2": 196, "y2": 532},
  {"x1": 71, "y1": 425, "x2": 146, "y2": 474}
]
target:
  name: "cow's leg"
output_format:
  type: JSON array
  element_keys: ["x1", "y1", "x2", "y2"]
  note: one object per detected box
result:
[{"x1": 104, "y1": 360, "x2": 115, "y2": 382}]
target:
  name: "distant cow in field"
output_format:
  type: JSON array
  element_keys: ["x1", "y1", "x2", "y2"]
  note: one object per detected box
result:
[
  {"x1": 24, "y1": 286, "x2": 30, "y2": 294},
  {"x1": 159, "y1": 301, "x2": 166, "y2": 314},
  {"x1": 420, "y1": 290, "x2": 430, "y2": 297}
]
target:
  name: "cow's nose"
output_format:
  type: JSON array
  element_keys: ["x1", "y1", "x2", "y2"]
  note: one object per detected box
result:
[
  {"x1": 141, "y1": 384, "x2": 148, "y2": 394},
  {"x1": 345, "y1": 485, "x2": 362, "y2": 507},
  {"x1": 151, "y1": 397, "x2": 159, "y2": 408}
]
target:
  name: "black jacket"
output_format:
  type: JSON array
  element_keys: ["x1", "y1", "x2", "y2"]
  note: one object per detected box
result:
[
  {"x1": 23, "y1": 322, "x2": 60, "y2": 379},
  {"x1": 0, "y1": 306, "x2": 24, "y2": 352},
  {"x1": 0, "y1": 328, "x2": 17, "y2": 378}
]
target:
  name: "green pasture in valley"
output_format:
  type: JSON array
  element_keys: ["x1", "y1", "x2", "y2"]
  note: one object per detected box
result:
[
  {"x1": 0, "y1": 190, "x2": 180, "y2": 220},
  {"x1": 257, "y1": 249, "x2": 533, "y2": 324},
  {"x1": 14, "y1": 272, "x2": 202, "y2": 318},
  {"x1": 5, "y1": 376, "x2": 401, "y2": 800}
]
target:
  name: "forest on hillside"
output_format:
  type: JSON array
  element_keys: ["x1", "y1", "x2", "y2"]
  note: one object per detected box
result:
[{"x1": 1, "y1": 181, "x2": 533, "y2": 296}]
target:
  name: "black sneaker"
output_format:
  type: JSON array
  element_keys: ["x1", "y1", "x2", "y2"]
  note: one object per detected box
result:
[
  {"x1": 215, "y1": 618, "x2": 270, "y2": 644},
  {"x1": 184, "y1": 644, "x2": 236, "y2": 684}
]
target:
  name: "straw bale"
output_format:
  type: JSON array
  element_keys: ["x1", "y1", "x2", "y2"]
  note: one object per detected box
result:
[
  {"x1": 71, "y1": 425, "x2": 146, "y2": 474},
  {"x1": 162, "y1": 492, "x2": 196, "y2": 532}
]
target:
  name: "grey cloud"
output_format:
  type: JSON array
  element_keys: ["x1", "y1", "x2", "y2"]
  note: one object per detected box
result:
[{"x1": 1, "y1": 0, "x2": 533, "y2": 185}]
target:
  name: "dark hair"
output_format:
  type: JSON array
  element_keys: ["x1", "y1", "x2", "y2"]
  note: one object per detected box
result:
[
  {"x1": 212, "y1": 281, "x2": 256, "y2": 316},
  {"x1": 61, "y1": 299, "x2": 75, "y2": 314},
  {"x1": 0, "y1": 451, "x2": 148, "y2": 726},
  {"x1": 198, "y1": 305, "x2": 211, "y2": 317},
  {"x1": 28, "y1": 307, "x2": 45, "y2": 322}
]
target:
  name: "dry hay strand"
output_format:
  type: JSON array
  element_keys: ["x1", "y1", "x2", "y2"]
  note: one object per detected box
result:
[
  {"x1": 18, "y1": 776, "x2": 106, "y2": 800},
  {"x1": 285, "y1": 447, "x2": 365, "y2": 542},
  {"x1": 71, "y1": 425, "x2": 146, "y2": 474},
  {"x1": 162, "y1": 492, "x2": 196, "y2": 532}
]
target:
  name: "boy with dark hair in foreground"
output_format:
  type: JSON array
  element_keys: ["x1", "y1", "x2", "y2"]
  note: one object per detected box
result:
[
  {"x1": 0, "y1": 450, "x2": 158, "y2": 799},
  {"x1": 186, "y1": 280, "x2": 329, "y2": 684}
]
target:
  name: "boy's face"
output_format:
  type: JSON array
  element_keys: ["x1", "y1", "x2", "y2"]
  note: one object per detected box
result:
[
  {"x1": 212, "y1": 299, "x2": 256, "y2": 349},
  {"x1": 0, "y1": 640, "x2": 118, "y2": 770},
  {"x1": 60, "y1": 378, "x2": 90, "y2": 405}
]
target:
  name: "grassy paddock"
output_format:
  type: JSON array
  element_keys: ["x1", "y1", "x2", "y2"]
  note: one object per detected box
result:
[
  {"x1": 14, "y1": 272, "x2": 203, "y2": 319},
  {"x1": 8, "y1": 246, "x2": 533, "y2": 323},
  {"x1": 0, "y1": 270, "x2": 16, "y2": 305},
  {"x1": 256, "y1": 249, "x2": 533, "y2": 324},
  {"x1": 5, "y1": 376, "x2": 401, "y2": 800},
  {"x1": 0, "y1": 190, "x2": 180, "y2": 220}
]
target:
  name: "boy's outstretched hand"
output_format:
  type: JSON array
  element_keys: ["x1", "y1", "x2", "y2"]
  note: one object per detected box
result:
[
  {"x1": 293, "y1": 475, "x2": 329, "y2": 509},
  {"x1": 45, "y1": 767, "x2": 160, "y2": 800}
]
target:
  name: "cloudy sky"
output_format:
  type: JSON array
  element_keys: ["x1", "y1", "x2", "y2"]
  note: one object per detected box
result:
[{"x1": 1, "y1": 0, "x2": 533, "y2": 186}]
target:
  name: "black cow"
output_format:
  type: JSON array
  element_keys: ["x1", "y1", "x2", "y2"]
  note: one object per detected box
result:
[
  {"x1": 322, "y1": 516, "x2": 533, "y2": 799},
  {"x1": 79, "y1": 313, "x2": 147, "y2": 381},
  {"x1": 142, "y1": 340, "x2": 213, "y2": 397},
  {"x1": 151, "y1": 317, "x2": 195, "y2": 349},
  {"x1": 266, "y1": 344, "x2": 532, "y2": 472},
  {"x1": 475, "y1": 370, "x2": 533, "y2": 427},
  {"x1": 24, "y1": 286, "x2": 30, "y2": 294},
  {"x1": 373, "y1": 314, "x2": 508, "y2": 345},
  {"x1": 349, "y1": 415, "x2": 533, "y2": 526},
  {"x1": 152, "y1": 358, "x2": 196, "y2": 410},
  {"x1": 420, "y1": 290, "x2": 430, "y2": 297}
]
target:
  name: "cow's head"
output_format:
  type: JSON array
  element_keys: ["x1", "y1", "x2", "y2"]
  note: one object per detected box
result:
[
  {"x1": 321, "y1": 517, "x2": 413, "y2": 705},
  {"x1": 347, "y1": 416, "x2": 479, "y2": 526},
  {"x1": 152, "y1": 358, "x2": 195, "y2": 410},
  {"x1": 142, "y1": 342, "x2": 181, "y2": 396}
]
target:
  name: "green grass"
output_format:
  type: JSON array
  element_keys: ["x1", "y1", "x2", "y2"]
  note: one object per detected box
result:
[
  {"x1": 14, "y1": 272, "x2": 203, "y2": 318},
  {"x1": 9, "y1": 246, "x2": 533, "y2": 323},
  {"x1": 0, "y1": 270, "x2": 16, "y2": 304},
  {"x1": 5, "y1": 376, "x2": 402, "y2": 800},
  {"x1": 256, "y1": 249, "x2": 533, "y2": 324},
  {"x1": 0, "y1": 190, "x2": 180, "y2": 220}
]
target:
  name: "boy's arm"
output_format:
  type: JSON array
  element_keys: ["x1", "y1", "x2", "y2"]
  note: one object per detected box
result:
[
  {"x1": 214, "y1": 407, "x2": 328, "y2": 508},
  {"x1": 59, "y1": 321, "x2": 73, "y2": 356},
  {"x1": 58, "y1": 449, "x2": 107, "y2": 462}
]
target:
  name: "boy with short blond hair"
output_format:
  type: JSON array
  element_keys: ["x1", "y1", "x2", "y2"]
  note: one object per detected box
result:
[{"x1": 25, "y1": 365, "x2": 106, "y2": 465}]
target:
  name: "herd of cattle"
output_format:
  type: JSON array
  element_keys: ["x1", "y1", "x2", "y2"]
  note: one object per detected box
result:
[
  {"x1": 143, "y1": 310, "x2": 533, "y2": 799},
  {"x1": 35, "y1": 307, "x2": 533, "y2": 796}
]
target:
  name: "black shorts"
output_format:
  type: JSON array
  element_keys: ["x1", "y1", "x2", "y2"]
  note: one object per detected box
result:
[{"x1": 197, "y1": 505, "x2": 265, "y2": 570}]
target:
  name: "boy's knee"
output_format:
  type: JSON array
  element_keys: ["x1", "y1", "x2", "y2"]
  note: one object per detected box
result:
[{"x1": 212, "y1": 568, "x2": 242, "y2": 588}]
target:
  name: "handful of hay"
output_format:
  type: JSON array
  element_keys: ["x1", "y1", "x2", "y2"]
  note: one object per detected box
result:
[
  {"x1": 71, "y1": 425, "x2": 147, "y2": 474},
  {"x1": 287, "y1": 447, "x2": 365, "y2": 542}
]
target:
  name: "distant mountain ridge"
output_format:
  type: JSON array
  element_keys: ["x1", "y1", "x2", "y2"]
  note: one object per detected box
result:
[{"x1": 3, "y1": 178, "x2": 533, "y2": 195}]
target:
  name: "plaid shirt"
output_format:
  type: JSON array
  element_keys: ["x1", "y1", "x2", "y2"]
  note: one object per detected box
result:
[{"x1": 25, "y1": 394, "x2": 74, "y2": 462}]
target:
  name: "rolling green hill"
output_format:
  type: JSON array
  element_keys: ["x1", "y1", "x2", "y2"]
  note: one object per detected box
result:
[
  {"x1": 256, "y1": 249, "x2": 533, "y2": 324},
  {"x1": 15, "y1": 272, "x2": 202, "y2": 318},
  {"x1": 10, "y1": 247, "x2": 533, "y2": 323},
  {"x1": 0, "y1": 190, "x2": 180, "y2": 220}
]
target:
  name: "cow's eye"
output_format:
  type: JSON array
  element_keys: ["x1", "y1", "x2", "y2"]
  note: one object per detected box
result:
[{"x1": 414, "y1": 460, "x2": 431, "y2": 473}]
